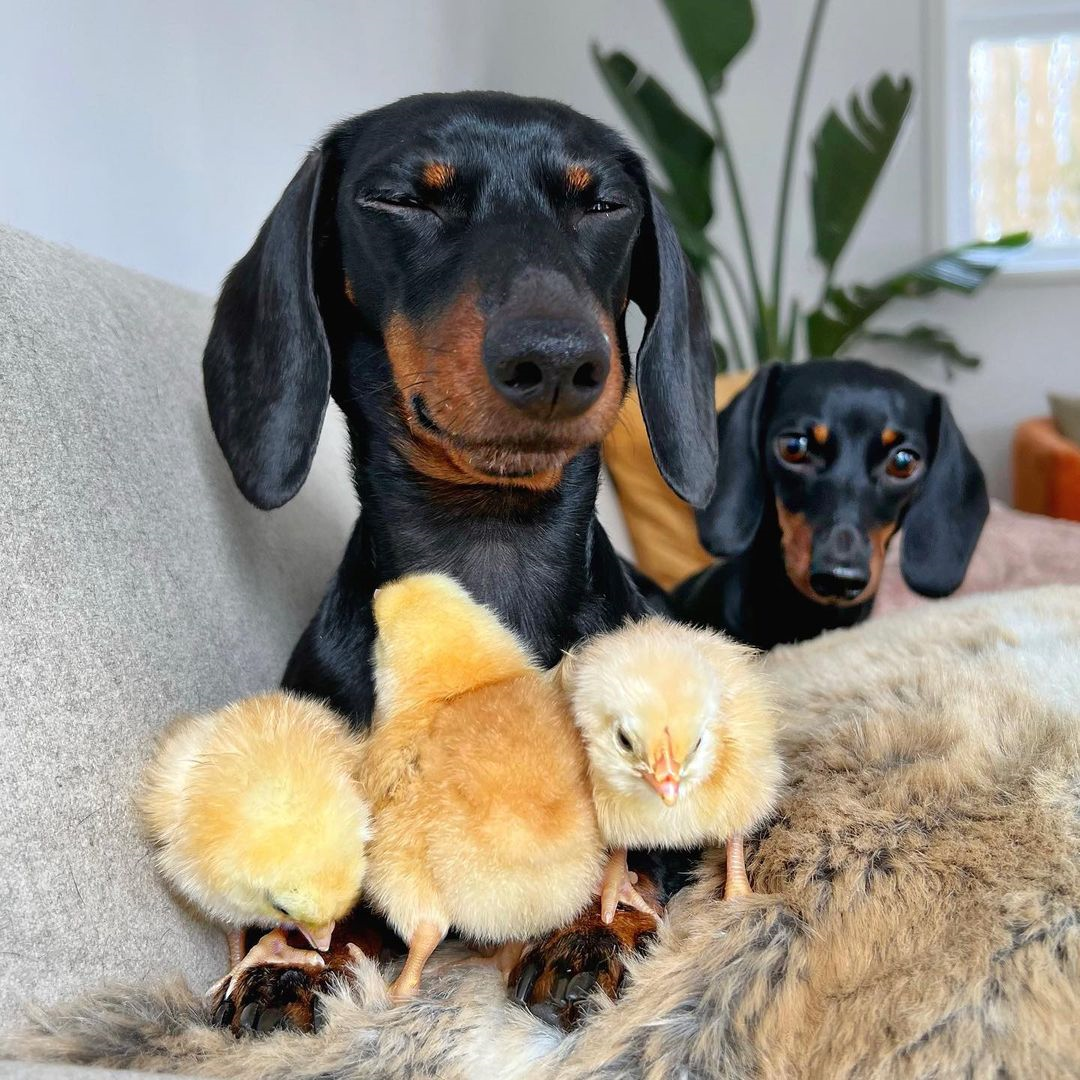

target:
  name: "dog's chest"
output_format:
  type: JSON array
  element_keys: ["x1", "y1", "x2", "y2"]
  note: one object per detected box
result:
[{"x1": 417, "y1": 524, "x2": 587, "y2": 663}]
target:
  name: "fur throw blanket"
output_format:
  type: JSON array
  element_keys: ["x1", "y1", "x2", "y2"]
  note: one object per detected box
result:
[{"x1": 7, "y1": 586, "x2": 1080, "y2": 1079}]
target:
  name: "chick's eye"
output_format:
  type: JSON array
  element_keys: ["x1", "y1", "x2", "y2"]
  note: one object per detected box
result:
[
  {"x1": 616, "y1": 728, "x2": 634, "y2": 753},
  {"x1": 886, "y1": 447, "x2": 921, "y2": 479},
  {"x1": 776, "y1": 433, "x2": 810, "y2": 465},
  {"x1": 691, "y1": 736, "x2": 702, "y2": 755}
]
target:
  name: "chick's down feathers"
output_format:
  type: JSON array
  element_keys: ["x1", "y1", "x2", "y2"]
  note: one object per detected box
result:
[
  {"x1": 564, "y1": 617, "x2": 783, "y2": 852},
  {"x1": 137, "y1": 692, "x2": 371, "y2": 939},
  {"x1": 361, "y1": 574, "x2": 604, "y2": 952}
]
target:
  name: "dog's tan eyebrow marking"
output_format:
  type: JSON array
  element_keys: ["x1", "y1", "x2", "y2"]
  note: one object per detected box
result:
[
  {"x1": 566, "y1": 164, "x2": 593, "y2": 193},
  {"x1": 812, "y1": 423, "x2": 829, "y2": 444},
  {"x1": 421, "y1": 162, "x2": 456, "y2": 189},
  {"x1": 881, "y1": 427, "x2": 899, "y2": 446},
  {"x1": 344, "y1": 275, "x2": 357, "y2": 306}
]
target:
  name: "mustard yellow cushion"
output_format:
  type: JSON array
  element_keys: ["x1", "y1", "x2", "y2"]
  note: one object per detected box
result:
[{"x1": 603, "y1": 373, "x2": 751, "y2": 589}]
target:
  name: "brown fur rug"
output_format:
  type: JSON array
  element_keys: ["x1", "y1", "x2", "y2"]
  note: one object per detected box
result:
[{"x1": 6, "y1": 586, "x2": 1080, "y2": 1079}]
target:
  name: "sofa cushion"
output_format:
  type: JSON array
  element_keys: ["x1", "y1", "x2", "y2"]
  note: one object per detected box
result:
[
  {"x1": 0, "y1": 224, "x2": 356, "y2": 1020},
  {"x1": 602, "y1": 374, "x2": 751, "y2": 589}
]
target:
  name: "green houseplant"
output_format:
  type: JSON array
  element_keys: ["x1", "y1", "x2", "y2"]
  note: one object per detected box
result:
[{"x1": 593, "y1": 0, "x2": 1029, "y2": 371}]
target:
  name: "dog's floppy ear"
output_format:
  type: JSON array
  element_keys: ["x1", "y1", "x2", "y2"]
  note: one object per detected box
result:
[
  {"x1": 694, "y1": 363, "x2": 779, "y2": 557},
  {"x1": 628, "y1": 183, "x2": 718, "y2": 508},
  {"x1": 203, "y1": 149, "x2": 333, "y2": 510},
  {"x1": 900, "y1": 396, "x2": 988, "y2": 597}
]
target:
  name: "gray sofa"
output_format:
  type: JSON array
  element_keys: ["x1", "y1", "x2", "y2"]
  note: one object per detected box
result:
[
  {"x1": 0, "y1": 222, "x2": 363, "y2": 1076},
  {"x1": 0, "y1": 223, "x2": 634, "y2": 1077}
]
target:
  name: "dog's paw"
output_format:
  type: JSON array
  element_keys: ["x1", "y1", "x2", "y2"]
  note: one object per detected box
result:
[
  {"x1": 209, "y1": 962, "x2": 331, "y2": 1036},
  {"x1": 509, "y1": 897, "x2": 659, "y2": 1031}
]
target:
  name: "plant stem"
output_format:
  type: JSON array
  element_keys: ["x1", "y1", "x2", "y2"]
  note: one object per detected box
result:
[
  {"x1": 710, "y1": 243, "x2": 754, "y2": 328},
  {"x1": 781, "y1": 297, "x2": 801, "y2": 361},
  {"x1": 702, "y1": 262, "x2": 748, "y2": 371},
  {"x1": 771, "y1": 0, "x2": 829, "y2": 322},
  {"x1": 702, "y1": 90, "x2": 769, "y2": 361}
]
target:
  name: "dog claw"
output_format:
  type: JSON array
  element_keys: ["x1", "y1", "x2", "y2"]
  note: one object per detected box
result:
[
  {"x1": 564, "y1": 971, "x2": 597, "y2": 1004},
  {"x1": 211, "y1": 997, "x2": 235, "y2": 1028},
  {"x1": 528, "y1": 1000, "x2": 562, "y2": 1027},
  {"x1": 237, "y1": 1003, "x2": 260, "y2": 1032},
  {"x1": 255, "y1": 1006, "x2": 285, "y2": 1034},
  {"x1": 513, "y1": 960, "x2": 540, "y2": 1004}
]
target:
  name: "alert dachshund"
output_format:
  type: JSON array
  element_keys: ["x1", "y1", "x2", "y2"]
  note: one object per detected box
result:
[{"x1": 673, "y1": 360, "x2": 988, "y2": 649}]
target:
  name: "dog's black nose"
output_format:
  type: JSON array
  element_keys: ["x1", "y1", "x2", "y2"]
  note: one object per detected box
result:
[
  {"x1": 809, "y1": 524, "x2": 872, "y2": 601},
  {"x1": 809, "y1": 566, "x2": 870, "y2": 601},
  {"x1": 483, "y1": 316, "x2": 610, "y2": 420}
]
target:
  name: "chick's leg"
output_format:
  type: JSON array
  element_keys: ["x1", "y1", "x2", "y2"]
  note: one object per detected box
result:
[
  {"x1": 226, "y1": 928, "x2": 247, "y2": 969},
  {"x1": 600, "y1": 848, "x2": 660, "y2": 925},
  {"x1": 490, "y1": 940, "x2": 526, "y2": 976},
  {"x1": 388, "y1": 921, "x2": 446, "y2": 1003},
  {"x1": 724, "y1": 833, "x2": 752, "y2": 899}
]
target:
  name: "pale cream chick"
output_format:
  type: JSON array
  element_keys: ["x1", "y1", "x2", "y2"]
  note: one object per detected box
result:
[
  {"x1": 360, "y1": 573, "x2": 604, "y2": 1002},
  {"x1": 564, "y1": 618, "x2": 783, "y2": 922},
  {"x1": 137, "y1": 692, "x2": 371, "y2": 977}
]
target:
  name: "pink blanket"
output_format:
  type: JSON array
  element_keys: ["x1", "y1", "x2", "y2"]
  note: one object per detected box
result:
[{"x1": 875, "y1": 499, "x2": 1080, "y2": 616}]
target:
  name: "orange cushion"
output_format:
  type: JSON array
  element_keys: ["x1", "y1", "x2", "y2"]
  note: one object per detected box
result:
[
  {"x1": 603, "y1": 373, "x2": 752, "y2": 589},
  {"x1": 1013, "y1": 417, "x2": 1080, "y2": 522}
]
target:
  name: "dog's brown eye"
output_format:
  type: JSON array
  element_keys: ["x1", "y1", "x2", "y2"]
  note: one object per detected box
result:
[
  {"x1": 776, "y1": 433, "x2": 810, "y2": 465},
  {"x1": 585, "y1": 199, "x2": 622, "y2": 214},
  {"x1": 886, "y1": 448, "x2": 921, "y2": 479}
]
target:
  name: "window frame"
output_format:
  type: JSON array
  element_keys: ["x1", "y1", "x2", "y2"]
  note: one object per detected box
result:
[{"x1": 927, "y1": 0, "x2": 1080, "y2": 278}]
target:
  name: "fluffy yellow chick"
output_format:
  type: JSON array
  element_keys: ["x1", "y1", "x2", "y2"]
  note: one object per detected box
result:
[
  {"x1": 137, "y1": 691, "x2": 371, "y2": 972},
  {"x1": 361, "y1": 573, "x2": 604, "y2": 1002},
  {"x1": 562, "y1": 618, "x2": 782, "y2": 922}
]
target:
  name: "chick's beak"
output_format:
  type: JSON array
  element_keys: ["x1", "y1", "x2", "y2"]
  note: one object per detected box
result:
[
  {"x1": 646, "y1": 733, "x2": 681, "y2": 806},
  {"x1": 297, "y1": 921, "x2": 335, "y2": 952}
]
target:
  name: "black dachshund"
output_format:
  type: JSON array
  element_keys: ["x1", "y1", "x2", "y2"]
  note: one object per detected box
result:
[
  {"x1": 672, "y1": 360, "x2": 989, "y2": 649},
  {"x1": 202, "y1": 92, "x2": 717, "y2": 1031}
]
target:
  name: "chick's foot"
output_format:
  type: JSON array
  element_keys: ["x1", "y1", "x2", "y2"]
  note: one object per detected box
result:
[
  {"x1": 510, "y1": 881, "x2": 661, "y2": 1031},
  {"x1": 599, "y1": 848, "x2": 661, "y2": 925},
  {"x1": 210, "y1": 928, "x2": 326, "y2": 1003}
]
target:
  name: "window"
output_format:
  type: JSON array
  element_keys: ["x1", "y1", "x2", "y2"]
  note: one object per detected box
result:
[{"x1": 932, "y1": 0, "x2": 1080, "y2": 273}]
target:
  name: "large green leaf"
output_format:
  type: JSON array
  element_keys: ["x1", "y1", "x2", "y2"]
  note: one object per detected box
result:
[
  {"x1": 854, "y1": 325, "x2": 981, "y2": 375},
  {"x1": 806, "y1": 234, "x2": 1030, "y2": 356},
  {"x1": 593, "y1": 47, "x2": 714, "y2": 229},
  {"x1": 661, "y1": 0, "x2": 755, "y2": 93},
  {"x1": 811, "y1": 74, "x2": 914, "y2": 272}
]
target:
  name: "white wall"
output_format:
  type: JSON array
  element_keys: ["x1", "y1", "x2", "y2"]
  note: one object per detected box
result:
[
  {"x1": 2, "y1": 0, "x2": 1074, "y2": 498},
  {"x1": 0, "y1": 0, "x2": 488, "y2": 294}
]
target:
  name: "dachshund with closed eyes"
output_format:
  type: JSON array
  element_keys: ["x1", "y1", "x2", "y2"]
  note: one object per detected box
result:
[
  {"x1": 200, "y1": 91, "x2": 718, "y2": 1034},
  {"x1": 673, "y1": 360, "x2": 990, "y2": 650}
]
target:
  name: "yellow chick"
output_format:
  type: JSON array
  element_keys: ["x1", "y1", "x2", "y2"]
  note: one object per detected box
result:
[
  {"x1": 137, "y1": 691, "x2": 371, "y2": 971},
  {"x1": 360, "y1": 573, "x2": 604, "y2": 1002},
  {"x1": 562, "y1": 618, "x2": 782, "y2": 922}
]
